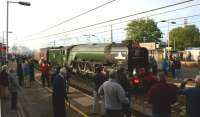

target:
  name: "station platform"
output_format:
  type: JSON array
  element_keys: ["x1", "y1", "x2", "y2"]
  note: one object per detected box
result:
[
  {"x1": 1, "y1": 97, "x2": 20, "y2": 117},
  {"x1": 1, "y1": 61, "x2": 151, "y2": 117},
  {"x1": 1, "y1": 61, "x2": 100, "y2": 117}
]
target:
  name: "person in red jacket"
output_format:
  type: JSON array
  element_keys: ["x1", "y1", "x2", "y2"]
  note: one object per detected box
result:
[
  {"x1": 40, "y1": 60, "x2": 50, "y2": 87},
  {"x1": 147, "y1": 72, "x2": 177, "y2": 117},
  {"x1": 143, "y1": 69, "x2": 157, "y2": 93}
]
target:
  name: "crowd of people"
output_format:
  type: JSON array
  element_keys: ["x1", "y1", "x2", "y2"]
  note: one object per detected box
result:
[
  {"x1": 161, "y1": 57, "x2": 182, "y2": 79},
  {"x1": 0, "y1": 60, "x2": 21, "y2": 110},
  {"x1": 0, "y1": 57, "x2": 36, "y2": 110},
  {"x1": 1, "y1": 55, "x2": 200, "y2": 117}
]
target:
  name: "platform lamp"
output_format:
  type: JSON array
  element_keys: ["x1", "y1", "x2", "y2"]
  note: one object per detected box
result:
[
  {"x1": 6, "y1": 1, "x2": 31, "y2": 64},
  {"x1": 2, "y1": 31, "x2": 12, "y2": 65},
  {"x1": 160, "y1": 20, "x2": 176, "y2": 49}
]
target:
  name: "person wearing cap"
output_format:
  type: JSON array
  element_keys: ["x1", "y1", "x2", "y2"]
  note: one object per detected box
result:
[
  {"x1": 98, "y1": 70, "x2": 129, "y2": 117},
  {"x1": 8, "y1": 68, "x2": 21, "y2": 110},
  {"x1": 147, "y1": 72, "x2": 177, "y2": 117},
  {"x1": 178, "y1": 75, "x2": 200, "y2": 117},
  {"x1": 52, "y1": 67, "x2": 67, "y2": 117},
  {"x1": 0, "y1": 65, "x2": 9, "y2": 99}
]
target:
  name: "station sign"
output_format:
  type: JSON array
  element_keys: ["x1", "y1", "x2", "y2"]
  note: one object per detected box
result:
[{"x1": 139, "y1": 42, "x2": 156, "y2": 50}]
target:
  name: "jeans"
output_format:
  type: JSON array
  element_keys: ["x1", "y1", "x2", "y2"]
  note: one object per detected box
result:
[
  {"x1": 152, "y1": 112, "x2": 171, "y2": 117},
  {"x1": 175, "y1": 69, "x2": 180, "y2": 79},
  {"x1": 41, "y1": 73, "x2": 50, "y2": 87},
  {"x1": 11, "y1": 92, "x2": 18, "y2": 109}
]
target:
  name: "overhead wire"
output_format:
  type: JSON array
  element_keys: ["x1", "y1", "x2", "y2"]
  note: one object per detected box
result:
[
  {"x1": 53, "y1": 3, "x2": 200, "y2": 37},
  {"x1": 19, "y1": 13, "x2": 200, "y2": 42},
  {"x1": 55, "y1": 3, "x2": 200, "y2": 37},
  {"x1": 48, "y1": 20, "x2": 200, "y2": 46},
  {"x1": 25, "y1": 0, "x2": 117, "y2": 38},
  {"x1": 22, "y1": 0, "x2": 195, "y2": 41}
]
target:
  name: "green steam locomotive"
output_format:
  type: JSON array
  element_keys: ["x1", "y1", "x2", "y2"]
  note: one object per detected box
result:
[{"x1": 34, "y1": 42, "x2": 148, "y2": 77}]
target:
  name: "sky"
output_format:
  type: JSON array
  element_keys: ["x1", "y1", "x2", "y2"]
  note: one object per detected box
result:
[{"x1": 0, "y1": 0, "x2": 200, "y2": 50}]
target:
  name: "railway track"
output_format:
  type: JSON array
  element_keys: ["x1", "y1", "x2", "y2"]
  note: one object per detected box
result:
[{"x1": 34, "y1": 71, "x2": 150, "y2": 117}]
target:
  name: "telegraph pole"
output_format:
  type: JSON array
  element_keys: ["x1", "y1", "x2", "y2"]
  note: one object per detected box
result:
[{"x1": 110, "y1": 25, "x2": 113, "y2": 43}]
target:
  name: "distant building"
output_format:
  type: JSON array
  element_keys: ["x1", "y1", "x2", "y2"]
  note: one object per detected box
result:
[{"x1": 185, "y1": 47, "x2": 200, "y2": 61}]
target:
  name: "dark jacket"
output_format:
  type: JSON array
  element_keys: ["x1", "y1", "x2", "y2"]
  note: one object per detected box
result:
[
  {"x1": 94, "y1": 72, "x2": 107, "y2": 92},
  {"x1": 143, "y1": 73, "x2": 157, "y2": 93},
  {"x1": 17, "y1": 61, "x2": 23, "y2": 78},
  {"x1": 53, "y1": 73, "x2": 66, "y2": 97},
  {"x1": 8, "y1": 72, "x2": 20, "y2": 93},
  {"x1": 117, "y1": 72, "x2": 131, "y2": 98},
  {"x1": 178, "y1": 88, "x2": 200, "y2": 117},
  {"x1": 0, "y1": 70, "x2": 9, "y2": 86},
  {"x1": 29, "y1": 61, "x2": 35, "y2": 80},
  {"x1": 52, "y1": 73, "x2": 66, "y2": 117},
  {"x1": 147, "y1": 81, "x2": 177, "y2": 114},
  {"x1": 174, "y1": 60, "x2": 181, "y2": 69}
]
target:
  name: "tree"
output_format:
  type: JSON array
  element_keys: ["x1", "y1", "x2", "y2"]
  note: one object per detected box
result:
[
  {"x1": 126, "y1": 19, "x2": 162, "y2": 43},
  {"x1": 169, "y1": 25, "x2": 200, "y2": 50}
]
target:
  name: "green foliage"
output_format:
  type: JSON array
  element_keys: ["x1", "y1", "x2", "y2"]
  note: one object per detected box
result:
[
  {"x1": 169, "y1": 25, "x2": 200, "y2": 50},
  {"x1": 126, "y1": 19, "x2": 162, "y2": 42}
]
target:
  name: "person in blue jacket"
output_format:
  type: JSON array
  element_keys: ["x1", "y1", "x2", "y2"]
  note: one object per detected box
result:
[
  {"x1": 178, "y1": 75, "x2": 200, "y2": 117},
  {"x1": 162, "y1": 58, "x2": 169, "y2": 76}
]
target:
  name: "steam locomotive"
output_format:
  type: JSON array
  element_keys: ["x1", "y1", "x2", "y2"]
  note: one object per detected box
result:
[{"x1": 34, "y1": 42, "x2": 150, "y2": 93}]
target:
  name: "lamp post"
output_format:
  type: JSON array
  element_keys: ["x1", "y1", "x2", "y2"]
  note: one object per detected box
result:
[
  {"x1": 160, "y1": 20, "x2": 176, "y2": 49},
  {"x1": 6, "y1": 0, "x2": 31, "y2": 64},
  {"x1": 2, "y1": 31, "x2": 12, "y2": 65},
  {"x1": 2, "y1": 31, "x2": 12, "y2": 45}
]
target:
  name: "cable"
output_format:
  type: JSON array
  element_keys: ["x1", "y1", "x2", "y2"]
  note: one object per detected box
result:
[
  {"x1": 55, "y1": 3, "x2": 200, "y2": 37},
  {"x1": 21, "y1": 12, "x2": 200, "y2": 42},
  {"x1": 27, "y1": 19, "x2": 200, "y2": 46},
  {"x1": 25, "y1": 0, "x2": 117, "y2": 38},
  {"x1": 23, "y1": 0, "x2": 195, "y2": 40}
]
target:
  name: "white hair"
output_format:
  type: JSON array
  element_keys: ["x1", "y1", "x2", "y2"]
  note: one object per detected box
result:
[
  {"x1": 1, "y1": 65, "x2": 8, "y2": 71},
  {"x1": 60, "y1": 67, "x2": 67, "y2": 74},
  {"x1": 195, "y1": 75, "x2": 200, "y2": 84}
]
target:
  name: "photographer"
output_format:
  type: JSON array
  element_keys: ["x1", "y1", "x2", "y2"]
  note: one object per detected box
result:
[{"x1": 178, "y1": 75, "x2": 200, "y2": 117}]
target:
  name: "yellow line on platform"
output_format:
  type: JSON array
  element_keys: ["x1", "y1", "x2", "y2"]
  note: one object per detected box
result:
[
  {"x1": 35, "y1": 79, "x2": 89, "y2": 117},
  {"x1": 70, "y1": 86, "x2": 93, "y2": 99},
  {"x1": 65, "y1": 100, "x2": 89, "y2": 117}
]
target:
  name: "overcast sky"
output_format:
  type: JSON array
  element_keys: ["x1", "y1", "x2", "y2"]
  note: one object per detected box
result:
[{"x1": 0, "y1": 0, "x2": 200, "y2": 49}]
